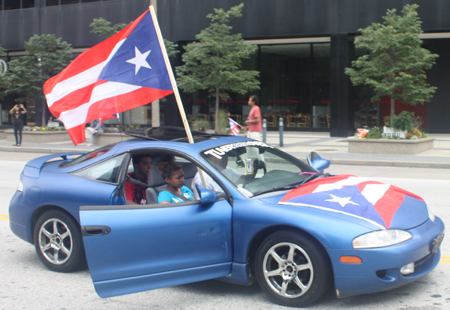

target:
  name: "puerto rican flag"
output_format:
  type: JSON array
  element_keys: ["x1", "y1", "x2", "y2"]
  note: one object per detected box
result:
[
  {"x1": 279, "y1": 174, "x2": 423, "y2": 229},
  {"x1": 44, "y1": 9, "x2": 173, "y2": 145},
  {"x1": 100, "y1": 113, "x2": 119, "y2": 126},
  {"x1": 229, "y1": 118, "x2": 241, "y2": 135}
]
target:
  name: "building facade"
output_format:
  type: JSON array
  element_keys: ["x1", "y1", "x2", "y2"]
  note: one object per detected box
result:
[{"x1": 1, "y1": 0, "x2": 450, "y2": 135}]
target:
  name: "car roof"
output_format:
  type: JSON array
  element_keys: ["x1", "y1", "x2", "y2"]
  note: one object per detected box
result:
[{"x1": 112, "y1": 135, "x2": 253, "y2": 156}]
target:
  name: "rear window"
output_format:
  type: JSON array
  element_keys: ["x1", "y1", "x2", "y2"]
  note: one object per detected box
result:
[{"x1": 59, "y1": 144, "x2": 116, "y2": 168}]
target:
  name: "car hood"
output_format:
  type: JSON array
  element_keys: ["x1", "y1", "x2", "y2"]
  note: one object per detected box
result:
[{"x1": 265, "y1": 174, "x2": 429, "y2": 230}]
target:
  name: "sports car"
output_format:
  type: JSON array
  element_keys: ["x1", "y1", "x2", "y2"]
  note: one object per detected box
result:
[{"x1": 9, "y1": 127, "x2": 444, "y2": 307}]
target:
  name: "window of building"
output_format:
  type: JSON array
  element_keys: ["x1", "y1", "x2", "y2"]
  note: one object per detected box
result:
[
  {"x1": 22, "y1": 0, "x2": 35, "y2": 8},
  {"x1": 4, "y1": 0, "x2": 21, "y2": 10},
  {"x1": 46, "y1": 0, "x2": 59, "y2": 5},
  {"x1": 61, "y1": 0, "x2": 80, "y2": 4}
]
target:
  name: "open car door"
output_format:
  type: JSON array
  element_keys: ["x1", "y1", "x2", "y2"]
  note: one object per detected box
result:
[{"x1": 79, "y1": 188, "x2": 232, "y2": 298}]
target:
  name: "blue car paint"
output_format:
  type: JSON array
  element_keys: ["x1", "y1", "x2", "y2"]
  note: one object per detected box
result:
[
  {"x1": 330, "y1": 217, "x2": 444, "y2": 297},
  {"x1": 8, "y1": 135, "x2": 445, "y2": 302},
  {"x1": 10, "y1": 158, "x2": 122, "y2": 243},
  {"x1": 80, "y1": 194, "x2": 233, "y2": 297}
]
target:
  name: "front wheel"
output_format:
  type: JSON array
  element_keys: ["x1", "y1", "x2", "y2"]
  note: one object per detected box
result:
[
  {"x1": 33, "y1": 210, "x2": 86, "y2": 272},
  {"x1": 255, "y1": 231, "x2": 332, "y2": 307}
]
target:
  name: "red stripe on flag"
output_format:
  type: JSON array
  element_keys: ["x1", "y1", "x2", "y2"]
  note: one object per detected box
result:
[
  {"x1": 66, "y1": 87, "x2": 173, "y2": 145},
  {"x1": 85, "y1": 87, "x2": 173, "y2": 122},
  {"x1": 49, "y1": 80, "x2": 109, "y2": 118},
  {"x1": 279, "y1": 175, "x2": 356, "y2": 202}
]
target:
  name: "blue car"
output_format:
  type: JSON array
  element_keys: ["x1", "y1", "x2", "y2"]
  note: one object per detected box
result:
[{"x1": 9, "y1": 128, "x2": 444, "y2": 307}]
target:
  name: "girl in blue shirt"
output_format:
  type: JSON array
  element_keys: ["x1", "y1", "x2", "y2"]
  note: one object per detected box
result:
[{"x1": 157, "y1": 161, "x2": 194, "y2": 204}]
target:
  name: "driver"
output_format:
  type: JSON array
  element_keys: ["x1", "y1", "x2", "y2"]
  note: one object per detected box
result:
[
  {"x1": 191, "y1": 154, "x2": 261, "y2": 199},
  {"x1": 126, "y1": 155, "x2": 152, "y2": 205}
]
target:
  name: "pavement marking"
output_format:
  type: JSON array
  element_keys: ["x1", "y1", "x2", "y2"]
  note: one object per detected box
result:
[
  {"x1": 0, "y1": 214, "x2": 9, "y2": 221},
  {"x1": 440, "y1": 255, "x2": 450, "y2": 264}
]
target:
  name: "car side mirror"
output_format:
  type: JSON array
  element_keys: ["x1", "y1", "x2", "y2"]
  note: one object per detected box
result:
[
  {"x1": 306, "y1": 152, "x2": 330, "y2": 173},
  {"x1": 196, "y1": 184, "x2": 219, "y2": 204}
]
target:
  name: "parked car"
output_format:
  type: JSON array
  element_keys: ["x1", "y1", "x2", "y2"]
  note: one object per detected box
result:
[{"x1": 9, "y1": 127, "x2": 444, "y2": 307}]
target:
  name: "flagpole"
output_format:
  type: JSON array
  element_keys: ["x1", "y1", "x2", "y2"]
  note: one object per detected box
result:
[
  {"x1": 149, "y1": 5, "x2": 194, "y2": 144},
  {"x1": 150, "y1": 5, "x2": 207, "y2": 189}
]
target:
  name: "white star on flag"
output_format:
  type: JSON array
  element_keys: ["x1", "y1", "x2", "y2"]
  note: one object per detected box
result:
[
  {"x1": 126, "y1": 46, "x2": 152, "y2": 74},
  {"x1": 325, "y1": 194, "x2": 359, "y2": 207}
]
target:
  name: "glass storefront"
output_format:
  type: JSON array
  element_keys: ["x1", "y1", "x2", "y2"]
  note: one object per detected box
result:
[{"x1": 185, "y1": 41, "x2": 331, "y2": 129}]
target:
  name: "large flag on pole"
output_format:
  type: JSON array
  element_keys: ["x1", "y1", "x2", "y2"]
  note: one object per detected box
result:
[{"x1": 44, "y1": 9, "x2": 174, "y2": 145}]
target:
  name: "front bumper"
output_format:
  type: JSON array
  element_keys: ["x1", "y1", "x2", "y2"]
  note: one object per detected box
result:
[
  {"x1": 9, "y1": 190, "x2": 34, "y2": 244},
  {"x1": 329, "y1": 216, "x2": 445, "y2": 298}
]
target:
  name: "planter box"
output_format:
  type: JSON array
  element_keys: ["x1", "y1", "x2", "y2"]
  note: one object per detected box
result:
[
  {"x1": 6, "y1": 130, "x2": 133, "y2": 145},
  {"x1": 6, "y1": 130, "x2": 71, "y2": 143},
  {"x1": 383, "y1": 126, "x2": 407, "y2": 139},
  {"x1": 347, "y1": 137, "x2": 435, "y2": 155}
]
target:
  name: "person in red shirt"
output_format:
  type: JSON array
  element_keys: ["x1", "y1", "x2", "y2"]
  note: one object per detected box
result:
[
  {"x1": 244, "y1": 95, "x2": 262, "y2": 141},
  {"x1": 125, "y1": 155, "x2": 152, "y2": 205}
]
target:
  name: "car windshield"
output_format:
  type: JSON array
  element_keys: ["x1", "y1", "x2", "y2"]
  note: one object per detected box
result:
[{"x1": 201, "y1": 141, "x2": 317, "y2": 196}]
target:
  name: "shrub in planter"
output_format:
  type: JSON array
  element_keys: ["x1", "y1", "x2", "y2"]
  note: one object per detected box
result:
[
  {"x1": 366, "y1": 126, "x2": 383, "y2": 139},
  {"x1": 391, "y1": 111, "x2": 415, "y2": 132},
  {"x1": 191, "y1": 119, "x2": 210, "y2": 132}
]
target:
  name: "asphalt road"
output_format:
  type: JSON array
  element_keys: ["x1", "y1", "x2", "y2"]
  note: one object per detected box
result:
[{"x1": 0, "y1": 151, "x2": 448, "y2": 310}]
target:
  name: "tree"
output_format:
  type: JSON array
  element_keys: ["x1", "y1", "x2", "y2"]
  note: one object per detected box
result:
[
  {"x1": 90, "y1": 17, "x2": 179, "y2": 58},
  {"x1": 345, "y1": 4, "x2": 438, "y2": 123},
  {"x1": 90, "y1": 17, "x2": 129, "y2": 39},
  {"x1": 0, "y1": 35, "x2": 73, "y2": 124},
  {"x1": 175, "y1": 3, "x2": 260, "y2": 131}
]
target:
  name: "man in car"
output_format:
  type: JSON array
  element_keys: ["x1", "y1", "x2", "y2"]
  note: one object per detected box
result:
[{"x1": 126, "y1": 155, "x2": 152, "y2": 205}]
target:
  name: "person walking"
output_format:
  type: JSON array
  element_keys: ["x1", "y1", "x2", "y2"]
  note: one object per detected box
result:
[
  {"x1": 9, "y1": 101, "x2": 27, "y2": 146},
  {"x1": 244, "y1": 95, "x2": 262, "y2": 141}
]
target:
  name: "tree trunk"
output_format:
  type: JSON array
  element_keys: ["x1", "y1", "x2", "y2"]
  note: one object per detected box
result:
[
  {"x1": 215, "y1": 87, "x2": 220, "y2": 132},
  {"x1": 390, "y1": 97, "x2": 395, "y2": 127}
]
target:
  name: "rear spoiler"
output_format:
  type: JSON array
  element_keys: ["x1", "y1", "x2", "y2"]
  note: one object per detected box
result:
[{"x1": 23, "y1": 152, "x2": 85, "y2": 178}]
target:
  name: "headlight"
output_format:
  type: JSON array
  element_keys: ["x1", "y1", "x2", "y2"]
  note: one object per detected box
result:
[
  {"x1": 17, "y1": 179, "x2": 23, "y2": 192},
  {"x1": 427, "y1": 204, "x2": 436, "y2": 222},
  {"x1": 352, "y1": 230, "x2": 412, "y2": 249}
]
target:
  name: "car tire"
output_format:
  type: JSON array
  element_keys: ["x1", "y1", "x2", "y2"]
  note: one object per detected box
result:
[
  {"x1": 33, "y1": 210, "x2": 86, "y2": 272},
  {"x1": 255, "y1": 231, "x2": 332, "y2": 307}
]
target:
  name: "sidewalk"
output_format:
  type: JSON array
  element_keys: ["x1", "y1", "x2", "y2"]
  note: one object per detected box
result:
[{"x1": 1, "y1": 132, "x2": 450, "y2": 169}]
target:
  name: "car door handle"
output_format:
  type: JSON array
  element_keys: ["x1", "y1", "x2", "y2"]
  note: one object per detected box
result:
[{"x1": 82, "y1": 225, "x2": 111, "y2": 236}]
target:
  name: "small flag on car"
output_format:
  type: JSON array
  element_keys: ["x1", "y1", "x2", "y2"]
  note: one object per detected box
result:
[{"x1": 229, "y1": 118, "x2": 241, "y2": 135}]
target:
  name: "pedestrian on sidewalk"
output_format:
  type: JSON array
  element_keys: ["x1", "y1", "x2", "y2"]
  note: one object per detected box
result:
[
  {"x1": 9, "y1": 100, "x2": 27, "y2": 146},
  {"x1": 244, "y1": 95, "x2": 262, "y2": 141},
  {"x1": 85, "y1": 119, "x2": 104, "y2": 146}
]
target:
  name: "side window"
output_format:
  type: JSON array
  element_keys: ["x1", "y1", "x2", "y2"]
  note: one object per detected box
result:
[{"x1": 72, "y1": 154, "x2": 126, "y2": 184}]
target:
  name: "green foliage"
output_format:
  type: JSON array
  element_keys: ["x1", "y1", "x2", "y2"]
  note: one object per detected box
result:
[
  {"x1": 176, "y1": 3, "x2": 260, "y2": 131},
  {"x1": 191, "y1": 119, "x2": 211, "y2": 131},
  {"x1": 345, "y1": 4, "x2": 438, "y2": 119},
  {"x1": 215, "y1": 109, "x2": 229, "y2": 134},
  {"x1": 0, "y1": 34, "x2": 73, "y2": 103},
  {"x1": 366, "y1": 127, "x2": 383, "y2": 139},
  {"x1": 90, "y1": 18, "x2": 129, "y2": 39},
  {"x1": 391, "y1": 111, "x2": 415, "y2": 131},
  {"x1": 89, "y1": 18, "x2": 179, "y2": 58}
]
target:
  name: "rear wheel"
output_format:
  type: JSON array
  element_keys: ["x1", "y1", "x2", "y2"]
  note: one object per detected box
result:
[
  {"x1": 33, "y1": 210, "x2": 86, "y2": 272},
  {"x1": 255, "y1": 231, "x2": 332, "y2": 307}
]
